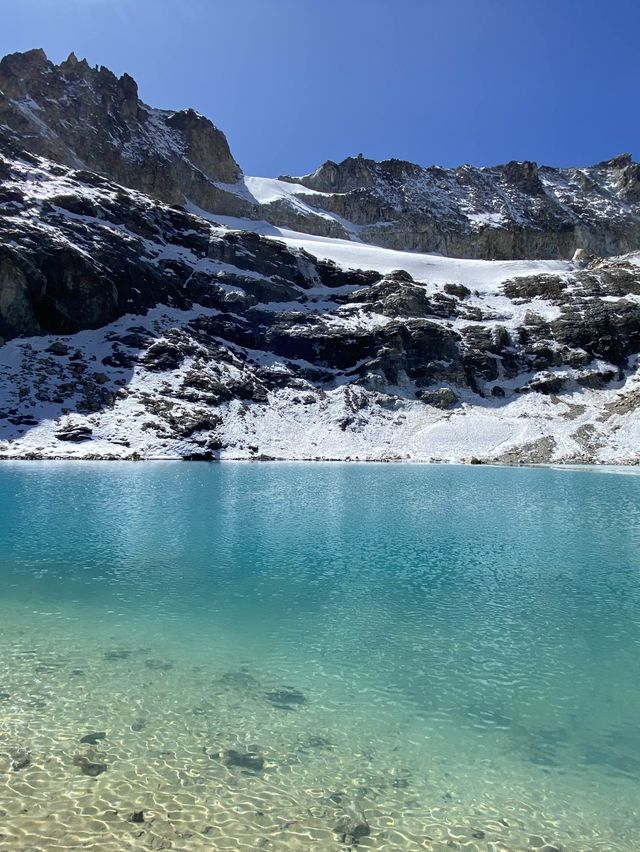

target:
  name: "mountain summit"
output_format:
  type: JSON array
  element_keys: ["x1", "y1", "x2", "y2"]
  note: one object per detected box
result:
[{"x1": 0, "y1": 48, "x2": 249, "y2": 217}]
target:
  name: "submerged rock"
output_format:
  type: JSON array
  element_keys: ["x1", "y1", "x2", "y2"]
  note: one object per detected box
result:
[
  {"x1": 265, "y1": 687, "x2": 306, "y2": 707},
  {"x1": 103, "y1": 649, "x2": 131, "y2": 661},
  {"x1": 73, "y1": 750, "x2": 107, "y2": 777},
  {"x1": 80, "y1": 731, "x2": 106, "y2": 745},
  {"x1": 222, "y1": 749, "x2": 264, "y2": 771},
  {"x1": 128, "y1": 811, "x2": 145, "y2": 823},
  {"x1": 145, "y1": 658, "x2": 174, "y2": 671},
  {"x1": 300, "y1": 734, "x2": 332, "y2": 750},
  {"x1": 333, "y1": 814, "x2": 371, "y2": 845},
  {"x1": 218, "y1": 669, "x2": 259, "y2": 689},
  {"x1": 10, "y1": 747, "x2": 31, "y2": 771}
]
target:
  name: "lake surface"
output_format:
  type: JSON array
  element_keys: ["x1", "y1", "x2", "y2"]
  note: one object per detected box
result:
[{"x1": 0, "y1": 462, "x2": 639, "y2": 851}]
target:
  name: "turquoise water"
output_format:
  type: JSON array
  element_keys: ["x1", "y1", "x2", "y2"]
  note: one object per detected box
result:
[{"x1": 0, "y1": 462, "x2": 639, "y2": 850}]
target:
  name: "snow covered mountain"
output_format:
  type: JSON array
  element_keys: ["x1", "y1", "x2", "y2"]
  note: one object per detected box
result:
[
  {"x1": 2, "y1": 49, "x2": 639, "y2": 261},
  {"x1": 2, "y1": 126, "x2": 640, "y2": 464},
  {"x1": 1, "y1": 48, "x2": 640, "y2": 463}
]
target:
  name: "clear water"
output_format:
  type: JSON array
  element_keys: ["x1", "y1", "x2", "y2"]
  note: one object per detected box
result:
[{"x1": 0, "y1": 462, "x2": 639, "y2": 851}]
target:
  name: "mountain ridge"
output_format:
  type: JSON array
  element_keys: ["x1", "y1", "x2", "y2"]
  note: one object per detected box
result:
[{"x1": 1, "y1": 49, "x2": 639, "y2": 260}]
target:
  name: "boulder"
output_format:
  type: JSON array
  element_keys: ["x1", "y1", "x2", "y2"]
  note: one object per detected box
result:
[{"x1": 416, "y1": 387, "x2": 458, "y2": 409}]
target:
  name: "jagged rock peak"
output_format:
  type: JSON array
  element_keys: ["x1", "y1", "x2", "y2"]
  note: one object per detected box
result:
[
  {"x1": 0, "y1": 48, "x2": 246, "y2": 212},
  {"x1": 0, "y1": 48, "x2": 51, "y2": 97},
  {"x1": 60, "y1": 51, "x2": 90, "y2": 71},
  {"x1": 595, "y1": 152, "x2": 633, "y2": 169},
  {"x1": 280, "y1": 154, "x2": 423, "y2": 193}
]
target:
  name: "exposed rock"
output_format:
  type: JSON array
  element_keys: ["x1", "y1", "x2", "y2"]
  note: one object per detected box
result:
[
  {"x1": 526, "y1": 375, "x2": 567, "y2": 395},
  {"x1": 0, "y1": 50, "x2": 248, "y2": 218},
  {"x1": 572, "y1": 248, "x2": 593, "y2": 267},
  {"x1": 55, "y1": 424, "x2": 93, "y2": 442},
  {"x1": 503, "y1": 274, "x2": 568, "y2": 302},
  {"x1": 47, "y1": 340, "x2": 69, "y2": 356},
  {"x1": 279, "y1": 153, "x2": 640, "y2": 259},
  {"x1": 494, "y1": 436, "x2": 558, "y2": 465},
  {"x1": 443, "y1": 282, "x2": 471, "y2": 299},
  {"x1": 1, "y1": 94, "x2": 640, "y2": 466},
  {"x1": 416, "y1": 387, "x2": 458, "y2": 409}
]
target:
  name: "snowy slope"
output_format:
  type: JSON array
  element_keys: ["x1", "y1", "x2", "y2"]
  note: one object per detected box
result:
[
  {"x1": 232, "y1": 220, "x2": 571, "y2": 288},
  {"x1": 2, "y1": 141, "x2": 640, "y2": 464}
]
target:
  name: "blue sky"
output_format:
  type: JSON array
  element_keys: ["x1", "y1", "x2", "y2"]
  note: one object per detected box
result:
[{"x1": 2, "y1": 0, "x2": 638, "y2": 176}]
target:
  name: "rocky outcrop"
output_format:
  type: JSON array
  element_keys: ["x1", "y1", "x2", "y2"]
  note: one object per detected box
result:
[
  {"x1": 0, "y1": 49, "x2": 249, "y2": 216},
  {"x1": 277, "y1": 154, "x2": 640, "y2": 259},
  {"x1": 0, "y1": 135, "x2": 378, "y2": 345}
]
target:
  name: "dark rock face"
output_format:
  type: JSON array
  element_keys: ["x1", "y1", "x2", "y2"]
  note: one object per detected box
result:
[
  {"x1": 0, "y1": 138, "x2": 362, "y2": 341},
  {"x1": 416, "y1": 387, "x2": 458, "y2": 409},
  {"x1": 55, "y1": 424, "x2": 94, "y2": 443}
]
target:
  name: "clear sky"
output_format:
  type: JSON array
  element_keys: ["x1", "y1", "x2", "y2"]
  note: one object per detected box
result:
[{"x1": 1, "y1": 0, "x2": 638, "y2": 177}]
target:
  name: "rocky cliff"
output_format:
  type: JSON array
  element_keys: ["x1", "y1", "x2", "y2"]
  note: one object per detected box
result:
[
  {"x1": 275, "y1": 153, "x2": 640, "y2": 259},
  {"x1": 0, "y1": 48, "x2": 251, "y2": 218},
  {"x1": 1, "y1": 132, "x2": 640, "y2": 464},
  {"x1": 1, "y1": 49, "x2": 639, "y2": 261}
]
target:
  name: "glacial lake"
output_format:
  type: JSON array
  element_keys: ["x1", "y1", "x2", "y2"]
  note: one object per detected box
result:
[{"x1": 0, "y1": 462, "x2": 638, "y2": 850}]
